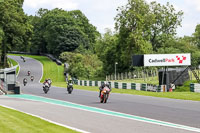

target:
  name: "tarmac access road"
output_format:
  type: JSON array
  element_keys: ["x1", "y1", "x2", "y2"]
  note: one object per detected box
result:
[{"x1": 2, "y1": 55, "x2": 199, "y2": 133}]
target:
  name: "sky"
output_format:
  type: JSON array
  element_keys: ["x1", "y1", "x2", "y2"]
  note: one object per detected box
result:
[{"x1": 23, "y1": 0, "x2": 200, "y2": 37}]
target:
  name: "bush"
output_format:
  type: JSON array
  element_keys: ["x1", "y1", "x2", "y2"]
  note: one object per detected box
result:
[
  {"x1": 174, "y1": 80, "x2": 197, "y2": 92},
  {"x1": 60, "y1": 52, "x2": 104, "y2": 80}
]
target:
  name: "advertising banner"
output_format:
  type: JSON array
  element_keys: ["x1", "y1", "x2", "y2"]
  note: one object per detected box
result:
[{"x1": 144, "y1": 53, "x2": 191, "y2": 66}]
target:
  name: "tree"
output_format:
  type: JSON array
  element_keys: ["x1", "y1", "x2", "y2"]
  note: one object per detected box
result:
[
  {"x1": 0, "y1": 0, "x2": 32, "y2": 67},
  {"x1": 69, "y1": 10, "x2": 100, "y2": 52},
  {"x1": 95, "y1": 29, "x2": 119, "y2": 74},
  {"x1": 193, "y1": 24, "x2": 200, "y2": 48},
  {"x1": 115, "y1": 0, "x2": 153, "y2": 71},
  {"x1": 114, "y1": 0, "x2": 183, "y2": 71},
  {"x1": 30, "y1": 8, "x2": 99, "y2": 56},
  {"x1": 149, "y1": 2, "x2": 183, "y2": 51}
]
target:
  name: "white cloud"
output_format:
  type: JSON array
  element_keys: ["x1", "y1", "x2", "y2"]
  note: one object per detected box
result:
[
  {"x1": 185, "y1": 0, "x2": 200, "y2": 12},
  {"x1": 23, "y1": 0, "x2": 78, "y2": 10},
  {"x1": 22, "y1": 0, "x2": 199, "y2": 37}
]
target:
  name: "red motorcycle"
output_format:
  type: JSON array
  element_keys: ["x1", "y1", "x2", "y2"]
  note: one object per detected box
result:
[
  {"x1": 27, "y1": 71, "x2": 31, "y2": 76},
  {"x1": 100, "y1": 86, "x2": 110, "y2": 103}
]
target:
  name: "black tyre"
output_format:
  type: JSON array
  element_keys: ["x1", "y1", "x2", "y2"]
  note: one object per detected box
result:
[
  {"x1": 104, "y1": 94, "x2": 109, "y2": 103},
  {"x1": 100, "y1": 99, "x2": 103, "y2": 103},
  {"x1": 67, "y1": 87, "x2": 73, "y2": 94},
  {"x1": 44, "y1": 87, "x2": 49, "y2": 94}
]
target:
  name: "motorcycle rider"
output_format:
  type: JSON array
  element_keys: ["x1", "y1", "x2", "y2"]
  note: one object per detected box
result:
[
  {"x1": 23, "y1": 78, "x2": 27, "y2": 86},
  {"x1": 99, "y1": 82, "x2": 111, "y2": 97},
  {"x1": 43, "y1": 79, "x2": 49, "y2": 88},
  {"x1": 30, "y1": 76, "x2": 34, "y2": 81},
  {"x1": 67, "y1": 78, "x2": 73, "y2": 88},
  {"x1": 47, "y1": 78, "x2": 52, "y2": 87},
  {"x1": 27, "y1": 71, "x2": 31, "y2": 76}
]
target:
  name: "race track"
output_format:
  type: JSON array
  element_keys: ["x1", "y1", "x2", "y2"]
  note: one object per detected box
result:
[{"x1": 1, "y1": 55, "x2": 199, "y2": 133}]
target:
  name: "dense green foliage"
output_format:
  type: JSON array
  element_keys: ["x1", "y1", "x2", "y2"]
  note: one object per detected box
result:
[
  {"x1": 8, "y1": 58, "x2": 19, "y2": 74},
  {"x1": 0, "y1": 0, "x2": 32, "y2": 68},
  {"x1": 113, "y1": 0, "x2": 183, "y2": 71},
  {"x1": 60, "y1": 52, "x2": 104, "y2": 80},
  {"x1": 30, "y1": 8, "x2": 99, "y2": 56}
]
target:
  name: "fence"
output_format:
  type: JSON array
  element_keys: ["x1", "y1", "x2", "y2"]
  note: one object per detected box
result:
[
  {"x1": 106, "y1": 68, "x2": 200, "y2": 83},
  {"x1": 106, "y1": 69, "x2": 158, "y2": 81},
  {"x1": 73, "y1": 79, "x2": 172, "y2": 92}
]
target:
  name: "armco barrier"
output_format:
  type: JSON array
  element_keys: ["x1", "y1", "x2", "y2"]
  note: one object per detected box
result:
[
  {"x1": 190, "y1": 83, "x2": 194, "y2": 92},
  {"x1": 95, "y1": 81, "x2": 98, "y2": 86},
  {"x1": 190, "y1": 83, "x2": 200, "y2": 93},
  {"x1": 89, "y1": 81, "x2": 92, "y2": 86},
  {"x1": 114, "y1": 82, "x2": 118, "y2": 89},
  {"x1": 131, "y1": 83, "x2": 136, "y2": 90},
  {"x1": 141, "y1": 84, "x2": 147, "y2": 91},
  {"x1": 122, "y1": 83, "x2": 127, "y2": 89},
  {"x1": 84, "y1": 81, "x2": 87, "y2": 86}
]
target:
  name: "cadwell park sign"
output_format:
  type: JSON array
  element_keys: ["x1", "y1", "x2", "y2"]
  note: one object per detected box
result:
[{"x1": 144, "y1": 53, "x2": 191, "y2": 67}]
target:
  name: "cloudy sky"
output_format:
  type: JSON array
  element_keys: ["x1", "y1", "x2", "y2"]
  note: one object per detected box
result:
[{"x1": 23, "y1": 0, "x2": 200, "y2": 37}]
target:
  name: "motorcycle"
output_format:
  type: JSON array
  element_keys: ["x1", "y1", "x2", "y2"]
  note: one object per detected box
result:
[
  {"x1": 31, "y1": 76, "x2": 34, "y2": 81},
  {"x1": 23, "y1": 81, "x2": 27, "y2": 86},
  {"x1": 23, "y1": 78, "x2": 27, "y2": 86},
  {"x1": 27, "y1": 71, "x2": 31, "y2": 76},
  {"x1": 67, "y1": 83, "x2": 73, "y2": 94},
  {"x1": 100, "y1": 86, "x2": 110, "y2": 103},
  {"x1": 43, "y1": 82, "x2": 49, "y2": 94}
]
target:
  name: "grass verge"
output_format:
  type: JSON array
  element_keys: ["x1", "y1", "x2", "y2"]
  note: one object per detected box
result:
[
  {"x1": 9, "y1": 54, "x2": 65, "y2": 83},
  {"x1": 0, "y1": 106, "x2": 78, "y2": 133},
  {"x1": 8, "y1": 58, "x2": 19, "y2": 74}
]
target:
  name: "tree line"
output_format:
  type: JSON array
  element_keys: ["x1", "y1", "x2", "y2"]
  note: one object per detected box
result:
[{"x1": 1, "y1": 0, "x2": 200, "y2": 80}]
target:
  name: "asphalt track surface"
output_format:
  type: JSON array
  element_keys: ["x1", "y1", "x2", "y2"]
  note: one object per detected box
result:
[{"x1": 1, "y1": 55, "x2": 200, "y2": 133}]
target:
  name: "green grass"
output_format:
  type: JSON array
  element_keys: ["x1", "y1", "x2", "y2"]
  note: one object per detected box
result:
[
  {"x1": 9, "y1": 54, "x2": 65, "y2": 83},
  {"x1": 8, "y1": 58, "x2": 19, "y2": 74},
  {"x1": 0, "y1": 106, "x2": 78, "y2": 133}
]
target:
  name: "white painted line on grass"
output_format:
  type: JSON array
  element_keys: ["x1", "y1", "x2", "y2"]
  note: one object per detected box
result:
[{"x1": 38, "y1": 60, "x2": 43, "y2": 83}]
